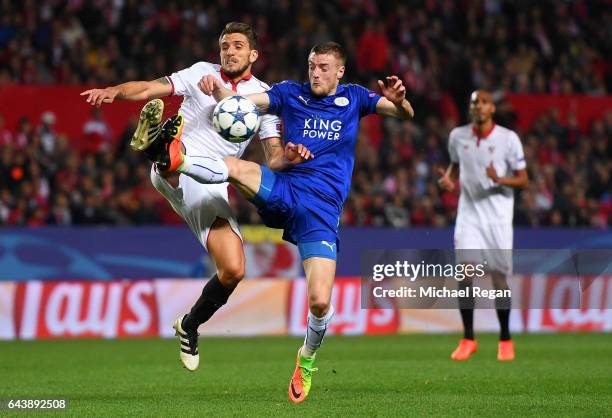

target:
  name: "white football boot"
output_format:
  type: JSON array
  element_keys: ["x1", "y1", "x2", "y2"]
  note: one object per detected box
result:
[
  {"x1": 130, "y1": 98, "x2": 164, "y2": 151},
  {"x1": 172, "y1": 314, "x2": 199, "y2": 371}
]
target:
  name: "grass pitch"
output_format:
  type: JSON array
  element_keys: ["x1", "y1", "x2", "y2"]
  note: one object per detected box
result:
[{"x1": 1, "y1": 333, "x2": 610, "y2": 417}]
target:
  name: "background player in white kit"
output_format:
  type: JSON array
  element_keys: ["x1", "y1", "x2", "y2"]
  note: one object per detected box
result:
[
  {"x1": 438, "y1": 90, "x2": 528, "y2": 361},
  {"x1": 81, "y1": 22, "x2": 311, "y2": 371}
]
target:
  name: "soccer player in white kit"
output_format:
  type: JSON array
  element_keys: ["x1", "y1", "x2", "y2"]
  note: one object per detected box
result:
[
  {"x1": 438, "y1": 90, "x2": 528, "y2": 361},
  {"x1": 81, "y1": 22, "x2": 309, "y2": 371}
]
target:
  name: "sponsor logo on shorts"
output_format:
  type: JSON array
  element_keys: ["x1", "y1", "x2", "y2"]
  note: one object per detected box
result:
[{"x1": 321, "y1": 241, "x2": 336, "y2": 252}]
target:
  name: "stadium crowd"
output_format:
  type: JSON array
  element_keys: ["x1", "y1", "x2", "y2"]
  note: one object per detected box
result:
[
  {"x1": 1, "y1": 105, "x2": 610, "y2": 228},
  {"x1": 1, "y1": 1, "x2": 609, "y2": 107},
  {"x1": 0, "y1": 0, "x2": 610, "y2": 227}
]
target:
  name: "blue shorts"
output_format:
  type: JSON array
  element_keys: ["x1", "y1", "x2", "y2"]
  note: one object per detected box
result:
[{"x1": 249, "y1": 166, "x2": 340, "y2": 261}]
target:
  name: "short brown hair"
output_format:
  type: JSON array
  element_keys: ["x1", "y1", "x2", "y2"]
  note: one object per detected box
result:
[
  {"x1": 219, "y1": 22, "x2": 258, "y2": 49},
  {"x1": 310, "y1": 42, "x2": 346, "y2": 65}
]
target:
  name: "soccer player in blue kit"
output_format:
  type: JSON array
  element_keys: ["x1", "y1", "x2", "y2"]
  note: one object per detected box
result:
[{"x1": 160, "y1": 42, "x2": 414, "y2": 403}]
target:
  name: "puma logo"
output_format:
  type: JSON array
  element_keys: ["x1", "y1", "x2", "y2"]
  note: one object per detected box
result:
[
  {"x1": 298, "y1": 95, "x2": 310, "y2": 105},
  {"x1": 321, "y1": 241, "x2": 336, "y2": 252}
]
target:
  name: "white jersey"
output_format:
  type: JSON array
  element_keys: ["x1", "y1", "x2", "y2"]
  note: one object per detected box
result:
[
  {"x1": 448, "y1": 123, "x2": 526, "y2": 226},
  {"x1": 166, "y1": 61, "x2": 281, "y2": 158}
]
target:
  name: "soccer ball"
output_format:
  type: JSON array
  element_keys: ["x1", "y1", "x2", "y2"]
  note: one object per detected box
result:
[{"x1": 212, "y1": 96, "x2": 261, "y2": 143}]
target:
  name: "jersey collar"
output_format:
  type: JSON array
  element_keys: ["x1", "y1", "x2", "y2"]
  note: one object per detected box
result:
[
  {"x1": 220, "y1": 69, "x2": 253, "y2": 91},
  {"x1": 472, "y1": 122, "x2": 496, "y2": 147}
]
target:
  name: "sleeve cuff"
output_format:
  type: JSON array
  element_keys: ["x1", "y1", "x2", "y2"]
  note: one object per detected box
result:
[{"x1": 166, "y1": 76, "x2": 175, "y2": 96}]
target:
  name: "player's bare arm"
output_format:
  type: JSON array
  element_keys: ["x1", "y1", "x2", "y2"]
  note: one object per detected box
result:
[
  {"x1": 260, "y1": 137, "x2": 285, "y2": 170},
  {"x1": 80, "y1": 77, "x2": 172, "y2": 107},
  {"x1": 375, "y1": 76, "x2": 414, "y2": 120},
  {"x1": 437, "y1": 163, "x2": 459, "y2": 191},
  {"x1": 487, "y1": 165, "x2": 529, "y2": 188},
  {"x1": 261, "y1": 138, "x2": 314, "y2": 171},
  {"x1": 198, "y1": 75, "x2": 271, "y2": 112}
]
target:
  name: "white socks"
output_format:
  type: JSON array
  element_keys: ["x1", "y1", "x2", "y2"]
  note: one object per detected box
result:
[
  {"x1": 302, "y1": 305, "x2": 335, "y2": 359},
  {"x1": 178, "y1": 155, "x2": 229, "y2": 184}
]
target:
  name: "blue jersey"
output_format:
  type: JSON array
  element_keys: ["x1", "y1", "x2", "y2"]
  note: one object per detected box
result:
[{"x1": 266, "y1": 81, "x2": 381, "y2": 213}]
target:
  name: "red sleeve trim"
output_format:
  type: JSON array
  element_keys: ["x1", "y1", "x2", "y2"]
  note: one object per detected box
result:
[{"x1": 166, "y1": 76, "x2": 175, "y2": 96}]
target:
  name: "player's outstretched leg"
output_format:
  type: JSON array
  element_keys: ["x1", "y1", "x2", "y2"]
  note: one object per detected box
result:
[
  {"x1": 144, "y1": 112, "x2": 230, "y2": 183},
  {"x1": 151, "y1": 114, "x2": 263, "y2": 197},
  {"x1": 289, "y1": 256, "x2": 335, "y2": 403}
]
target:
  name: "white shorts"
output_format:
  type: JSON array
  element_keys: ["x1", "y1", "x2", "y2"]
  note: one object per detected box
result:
[
  {"x1": 454, "y1": 222, "x2": 513, "y2": 275},
  {"x1": 151, "y1": 167, "x2": 242, "y2": 250}
]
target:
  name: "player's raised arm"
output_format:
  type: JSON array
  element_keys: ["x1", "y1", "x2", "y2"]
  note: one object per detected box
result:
[
  {"x1": 80, "y1": 77, "x2": 173, "y2": 107},
  {"x1": 375, "y1": 76, "x2": 414, "y2": 120},
  {"x1": 198, "y1": 75, "x2": 271, "y2": 113}
]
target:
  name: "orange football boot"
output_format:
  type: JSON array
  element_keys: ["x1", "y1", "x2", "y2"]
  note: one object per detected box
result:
[
  {"x1": 451, "y1": 338, "x2": 478, "y2": 361},
  {"x1": 497, "y1": 340, "x2": 515, "y2": 361},
  {"x1": 288, "y1": 348, "x2": 317, "y2": 403}
]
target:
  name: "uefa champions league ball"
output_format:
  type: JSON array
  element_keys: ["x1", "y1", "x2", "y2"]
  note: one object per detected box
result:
[{"x1": 212, "y1": 96, "x2": 261, "y2": 143}]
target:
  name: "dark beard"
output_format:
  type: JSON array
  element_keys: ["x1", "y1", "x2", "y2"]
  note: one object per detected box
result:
[{"x1": 222, "y1": 63, "x2": 250, "y2": 79}]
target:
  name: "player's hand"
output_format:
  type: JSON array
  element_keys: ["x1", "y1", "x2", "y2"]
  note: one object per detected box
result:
[
  {"x1": 378, "y1": 76, "x2": 406, "y2": 106},
  {"x1": 437, "y1": 168, "x2": 455, "y2": 191},
  {"x1": 284, "y1": 142, "x2": 313, "y2": 165},
  {"x1": 198, "y1": 75, "x2": 222, "y2": 96},
  {"x1": 486, "y1": 162, "x2": 500, "y2": 183},
  {"x1": 80, "y1": 87, "x2": 120, "y2": 107}
]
